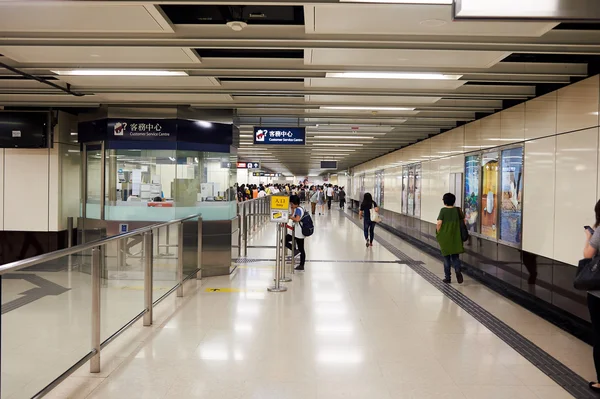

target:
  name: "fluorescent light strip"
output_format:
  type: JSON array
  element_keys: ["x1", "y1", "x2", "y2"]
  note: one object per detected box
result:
[
  {"x1": 320, "y1": 106, "x2": 415, "y2": 111},
  {"x1": 311, "y1": 136, "x2": 374, "y2": 140},
  {"x1": 52, "y1": 70, "x2": 188, "y2": 77},
  {"x1": 312, "y1": 143, "x2": 363, "y2": 147},
  {"x1": 341, "y1": 0, "x2": 451, "y2": 3},
  {"x1": 326, "y1": 72, "x2": 461, "y2": 80}
]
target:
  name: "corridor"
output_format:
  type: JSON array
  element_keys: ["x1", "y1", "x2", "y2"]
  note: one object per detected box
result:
[{"x1": 50, "y1": 210, "x2": 588, "y2": 399}]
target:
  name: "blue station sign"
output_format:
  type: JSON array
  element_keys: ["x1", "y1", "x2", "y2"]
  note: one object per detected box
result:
[{"x1": 253, "y1": 127, "x2": 306, "y2": 145}]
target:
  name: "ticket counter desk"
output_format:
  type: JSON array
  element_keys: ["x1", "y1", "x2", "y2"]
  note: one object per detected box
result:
[{"x1": 77, "y1": 117, "x2": 239, "y2": 277}]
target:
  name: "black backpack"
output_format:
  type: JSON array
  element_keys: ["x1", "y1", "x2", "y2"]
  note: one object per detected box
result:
[{"x1": 299, "y1": 207, "x2": 314, "y2": 237}]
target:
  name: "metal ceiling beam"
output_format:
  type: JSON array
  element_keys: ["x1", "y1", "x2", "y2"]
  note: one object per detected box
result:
[{"x1": 3, "y1": 31, "x2": 600, "y2": 54}]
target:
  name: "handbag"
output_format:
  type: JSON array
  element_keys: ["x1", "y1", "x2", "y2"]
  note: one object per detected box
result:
[
  {"x1": 457, "y1": 207, "x2": 469, "y2": 242},
  {"x1": 370, "y1": 205, "x2": 383, "y2": 223},
  {"x1": 574, "y1": 255, "x2": 600, "y2": 291}
]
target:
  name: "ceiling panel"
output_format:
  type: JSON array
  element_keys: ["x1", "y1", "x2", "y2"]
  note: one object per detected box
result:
[
  {"x1": 0, "y1": 4, "x2": 172, "y2": 33},
  {"x1": 0, "y1": 47, "x2": 200, "y2": 64},
  {"x1": 308, "y1": 4, "x2": 557, "y2": 36},
  {"x1": 307, "y1": 49, "x2": 510, "y2": 69},
  {"x1": 58, "y1": 76, "x2": 220, "y2": 88},
  {"x1": 306, "y1": 78, "x2": 466, "y2": 90}
]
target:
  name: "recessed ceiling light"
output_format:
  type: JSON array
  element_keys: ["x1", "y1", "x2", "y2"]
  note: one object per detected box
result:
[
  {"x1": 320, "y1": 106, "x2": 416, "y2": 111},
  {"x1": 195, "y1": 120, "x2": 213, "y2": 128},
  {"x1": 325, "y1": 72, "x2": 461, "y2": 80},
  {"x1": 51, "y1": 70, "x2": 188, "y2": 77}
]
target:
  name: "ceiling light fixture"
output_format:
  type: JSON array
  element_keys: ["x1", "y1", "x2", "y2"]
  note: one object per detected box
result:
[
  {"x1": 320, "y1": 106, "x2": 416, "y2": 111},
  {"x1": 340, "y1": 0, "x2": 452, "y2": 3},
  {"x1": 312, "y1": 143, "x2": 363, "y2": 147},
  {"x1": 51, "y1": 70, "x2": 188, "y2": 77},
  {"x1": 195, "y1": 120, "x2": 213, "y2": 128},
  {"x1": 326, "y1": 72, "x2": 461, "y2": 80},
  {"x1": 311, "y1": 136, "x2": 374, "y2": 140}
]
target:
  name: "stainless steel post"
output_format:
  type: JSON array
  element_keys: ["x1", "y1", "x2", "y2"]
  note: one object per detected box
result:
[
  {"x1": 177, "y1": 222, "x2": 184, "y2": 297},
  {"x1": 280, "y1": 223, "x2": 292, "y2": 283},
  {"x1": 291, "y1": 227, "x2": 296, "y2": 275},
  {"x1": 143, "y1": 232, "x2": 153, "y2": 326},
  {"x1": 268, "y1": 223, "x2": 287, "y2": 292},
  {"x1": 197, "y1": 216, "x2": 203, "y2": 280},
  {"x1": 67, "y1": 216, "x2": 73, "y2": 270},
  {"x1": 165, "y1": 225, "x2": 171, "y2": 255},
  {"x1": 100, "y1": 141, "x2": 106, "y2": 220},
  {"x1": 90, "y1": 246, "x2": 101, "y2": 373},
  {"x1": 243, "y1": 212, "x2": 248, "y2": 257},
  {"x1": 237, "y1": 213, "x2": 242, "y2": 258}
]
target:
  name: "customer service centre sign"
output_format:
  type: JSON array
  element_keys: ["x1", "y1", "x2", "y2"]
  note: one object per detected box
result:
[{"x1": 254, "y1": 127, "x2": 306, "y2": 145}]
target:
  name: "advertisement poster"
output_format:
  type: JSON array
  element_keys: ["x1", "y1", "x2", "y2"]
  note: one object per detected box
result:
[
  {"x1": 414, "y1": 164, "x2": 421, "y2": 218},
  {"x1": 407, "y1": 166, "x2": 415, "y2": 216},
  {"x1": 500, "y1": 147, "x2": 523, "y2": 245},
  {"x1": 464, "y1": 155, "x2": 480, "y2": 233},
  {"x1": 481, "y1": 152, "x2": 499, "y2": 239},
  {"x1": 402, "y1": 168, "x2": 409, "y2": 214}
]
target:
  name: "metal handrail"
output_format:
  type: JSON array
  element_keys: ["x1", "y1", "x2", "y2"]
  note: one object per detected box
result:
[{"x1": 0, "y1": 213, "x2": 201, "y2": 276}]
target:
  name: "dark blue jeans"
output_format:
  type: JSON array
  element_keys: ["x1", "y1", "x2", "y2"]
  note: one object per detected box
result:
[
  {"x1": 443, "y1": 254, "x2": 462, "y2": 279},
  {"x1": 364, "y1": 220, "x2": 375, "y2": 243}
]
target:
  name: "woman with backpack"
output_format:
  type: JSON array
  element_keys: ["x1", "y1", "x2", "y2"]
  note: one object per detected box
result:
[
  {"x1": 359, "y1": 192, "x2": 379, "y2": 247},
  {"x1": 582, "y1": 200, "x2": 600, "y2": 392},
  {"x1": 436, "y1": 193, "x2": 465, "y2": 284}
]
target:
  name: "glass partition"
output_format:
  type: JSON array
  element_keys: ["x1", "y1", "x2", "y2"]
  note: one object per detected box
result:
[{"x1": 87, "y1": 147, "x2": 237, "y2": 222}]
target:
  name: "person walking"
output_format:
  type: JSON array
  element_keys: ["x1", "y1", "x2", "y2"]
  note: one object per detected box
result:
[
  {"x1": 285, "y1": 195, "x2": 306, "y2": 271},
  {"x1": 326, "y1": 184, "x2": 334, "y2": 211},
  {"x1": 436, "y1": 193, "x2": 465, "y2": 284},
  {"x1": 582, "y1": 200, "x2": 600, "y2": 393},
  {"x1": 359, "y1": 192, "x2": 379, "y2": 247},
  {"x1": 310, "y1": 186, "x2": 318, "y2": 216},
  {"x1": 317, "y1": 186, "x2": 326, "y2": 215},
  {"x1": 339, "y1": 187, "x2": 346, "y2": 210}
]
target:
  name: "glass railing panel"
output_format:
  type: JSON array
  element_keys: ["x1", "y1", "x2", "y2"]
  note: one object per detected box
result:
[
  {"x1": 1, "y1": 253, "x2": 91, "y2": 399},
  {"x1": 100, "y1": 236, "x2": 145, "y2": 342},
  {"x1": 153, "y1": 225, "x2": 178, "y2": 303}
]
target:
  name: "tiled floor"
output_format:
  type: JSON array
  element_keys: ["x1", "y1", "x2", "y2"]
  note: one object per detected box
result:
[{"x1": 9, "y1": 209, "x2": 595, "y2": 398}]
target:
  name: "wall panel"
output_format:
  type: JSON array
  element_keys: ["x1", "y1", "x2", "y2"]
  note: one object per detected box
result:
[
  {"x1": 4, "y1": 149, "x2": 50, "y2": 231},
  {"x1": 523, "y1": 136, "x2": 556, "y2": 258},
  {"x1": 501, "y1": 103, "x2": 525, "y2": 143},
  {"x1": 525, "y1": 92, "x2": 557, "y2": 140},
  {"x1": 464, "y1": 119, "x2": 482, "y2": 151},
  {"x1": 553, "y1": 128, "x2": 599, "y2": 265},
  {"x1": 557, "y1": 75, "x2": 599, "y2": 134}
]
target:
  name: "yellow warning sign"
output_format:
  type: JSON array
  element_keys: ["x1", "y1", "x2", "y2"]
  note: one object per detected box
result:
[{"x1": 270, "y1": 195, "x2": 289, "y2": 211}]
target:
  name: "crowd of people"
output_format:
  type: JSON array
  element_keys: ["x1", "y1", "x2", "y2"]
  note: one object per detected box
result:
[{"x1": 236, "y1": 183, "x2": 347, "y2": 213}]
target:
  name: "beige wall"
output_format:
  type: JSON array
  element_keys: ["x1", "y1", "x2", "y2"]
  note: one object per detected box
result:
[
  {"x1": 352, "y1": 75, "x2": 600, "y2": 266},
  {"x1": 0, "y1": 111, "x2": 80, "y2": 232}
]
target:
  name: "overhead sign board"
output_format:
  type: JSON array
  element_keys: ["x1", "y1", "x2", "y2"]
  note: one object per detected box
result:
[
  {"x1": 321, "y1": 161, "x2": 337, "y2": 169},
  {"x1": 270, "y1": 195, "x2": 290, "y2": 223},
  {"x1": 109, "y1": 119, "x2": 176, "y2": 141},
  {"x1": 254, "y1": 127, "x2": 306, "y2": 145},
  {"x1": 454, "y1": 0, "x2": 600, "y2": 21},
  {"x1": 253, "y1": 172, "x2": 282, "y2": 177},
  {"x1": 237, "y1": 161, "x2": 260, "y2": 169}
]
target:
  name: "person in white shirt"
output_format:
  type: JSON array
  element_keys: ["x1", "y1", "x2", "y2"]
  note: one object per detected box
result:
[
  {"x1": 285, "y1": 195, "x2": 306, "y2": 271},
  {"x1": 258, "y1": 188, "x2": 266, "y2": 198},
  {"x1": 326, "y1": 184, "x2": 334, "y2": 211}
]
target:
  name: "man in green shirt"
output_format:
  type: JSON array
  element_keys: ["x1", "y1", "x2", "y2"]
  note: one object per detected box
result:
[{"x1": 436, "y1": 193, "x2": 465, "y2": 284}]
